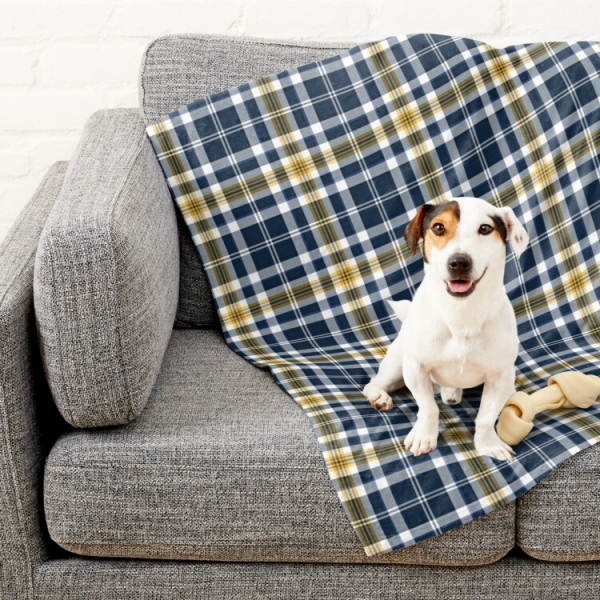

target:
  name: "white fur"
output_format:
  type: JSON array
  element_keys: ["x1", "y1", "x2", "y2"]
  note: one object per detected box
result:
[{"x1": 364, "y1": 196, "x2": 529, "y2": 461}]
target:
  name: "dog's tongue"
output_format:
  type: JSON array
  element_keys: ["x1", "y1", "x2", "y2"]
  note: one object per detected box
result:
[{"x1": 448, "y1": 279, "x2": 473, "y2": 294}]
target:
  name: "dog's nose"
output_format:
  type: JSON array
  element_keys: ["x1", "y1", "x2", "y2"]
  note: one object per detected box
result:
[{"x1": 447, "y1": 253, "x2": 472, "y2": 278}]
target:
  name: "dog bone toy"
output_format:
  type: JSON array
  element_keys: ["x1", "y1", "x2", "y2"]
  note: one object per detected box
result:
[{"x1": 496, "y1": 371, "x2": 600, "y2": 446}]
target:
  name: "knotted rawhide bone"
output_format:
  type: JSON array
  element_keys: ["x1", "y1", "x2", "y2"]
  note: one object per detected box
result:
[{"x1": 496, "y1": 372, "x2": 600, "y2": 446}]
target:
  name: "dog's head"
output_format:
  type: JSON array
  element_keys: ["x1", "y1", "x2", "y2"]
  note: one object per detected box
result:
[{"x1": 404, "y1": 196, "x2": 528, "y2": 298}]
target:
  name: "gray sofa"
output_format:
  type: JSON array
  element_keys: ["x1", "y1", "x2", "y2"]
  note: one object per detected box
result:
[{"x1": 1, "y1": 34, "x2": 599, "y2": 599}]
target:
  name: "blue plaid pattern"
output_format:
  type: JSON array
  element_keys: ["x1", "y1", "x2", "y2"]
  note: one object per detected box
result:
[{"x1": 147, "y1": 34, "x2": 600, "y2": 556}]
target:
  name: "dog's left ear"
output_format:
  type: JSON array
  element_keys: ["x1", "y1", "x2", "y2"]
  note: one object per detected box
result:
[
  {"x1": 404, "y1": 204, "x2": 434, "y2": 255},
  {"x1": 500, "y1": 206, "x2": 529, "y2": 260}
]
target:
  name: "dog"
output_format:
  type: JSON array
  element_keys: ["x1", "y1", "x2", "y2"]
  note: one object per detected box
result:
[{"x1": 363, "y1": 196, "x2": 529, "y2": 461}]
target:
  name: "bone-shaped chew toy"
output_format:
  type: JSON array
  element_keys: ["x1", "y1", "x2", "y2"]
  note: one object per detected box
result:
[{"x1": 496, "y1": 371, "x2": 600, "y2": 446}]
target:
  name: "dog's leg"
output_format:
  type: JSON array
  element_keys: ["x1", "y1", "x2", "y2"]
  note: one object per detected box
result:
[
  {"x1": 440, "y1": 387, "x2": 463, "y2": 406},
  {"x1": 474, "y1": 370, "x2": 517, "y2": 461},
  {"x1": 403, "y1": 361, "x2": 439, "y2": 456},
  {"x1": 364, "y1": 337, "x2": 403, "y2": 411}
]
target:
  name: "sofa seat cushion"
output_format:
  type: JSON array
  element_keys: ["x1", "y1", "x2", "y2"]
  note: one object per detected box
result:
[
  {"x1": 44, "y1": 329, "x2": 514, "y2": 566},
  {"x1": 517, "y1": 446, "x2": 600, "y2": 562}
]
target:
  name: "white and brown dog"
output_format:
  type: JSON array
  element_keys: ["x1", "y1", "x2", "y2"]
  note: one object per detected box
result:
[{"x1": 364, "y1": 196, "x2": 528, "y2": 461}]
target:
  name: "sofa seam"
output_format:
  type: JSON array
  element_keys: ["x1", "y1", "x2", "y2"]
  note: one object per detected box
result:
[
  {"x1": 517, "y1": 543, "x2": 599, "y2": 561},
  {"x1": 0, "y1": 164, "x2": 67, "y2": 599},
  {"x1": 43, "y1": 231, "x2": 75, "y2": 425},
  {"x1": 42, "y1": 161, "x2": 91, "y2": 426},
  {"x1": 106, "y1": 116, "x2": 150, "y2": 424},
  {"x1": 47, "y1": 540, "x2": 510, "y2": 568},
  {"x1": 0, "y1": 316, "x2": 37, "y2": 599},
  {"x1": 138, "y1": 38, "x2": 159, "y2": 125},
  {"x1": 147, "y1": 32, "x2": 355, "y2": 49},
  {"x1": 38, "y1": 166, "x2": 89, "y2": 427}
]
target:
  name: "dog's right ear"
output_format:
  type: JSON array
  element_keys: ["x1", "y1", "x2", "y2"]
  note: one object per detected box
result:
[
  {"x1": 404, "y1": 204, "x2": 434, "y2": 255},
  {"x1": 499, "y1": 206, "x2": 529, "y2": 260}
]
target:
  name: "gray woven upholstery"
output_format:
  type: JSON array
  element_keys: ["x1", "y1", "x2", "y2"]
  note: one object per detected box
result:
[
  {"x1": 35, "y1": 556, "x2": 600, "y2": 600},
  {"x1": 140, "y1": 35, "x2": 351, "y2": 329},
  {"x1": 34, "y1": 109, "x2": 179, "y2": 428},
  {"x1": 0, "y1": 162, "x2": 68, "y2": 599},
  {"x1": 139, "y1": 34, "x2": 351, "y2": 126},
  {"x1": 44, "y1": 329, "x2": 515, "y2": 567},
  {"x1": 517, "y1": 445, "x2": 600, "y2": 562}
]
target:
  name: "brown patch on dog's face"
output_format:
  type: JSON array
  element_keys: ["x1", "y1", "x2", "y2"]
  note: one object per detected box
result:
[{"x1": 422, "y1": 201, "x2": 460, "y2": 262}]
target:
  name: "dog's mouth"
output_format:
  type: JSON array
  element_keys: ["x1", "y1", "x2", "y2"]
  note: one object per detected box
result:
[{"x1": 445, "y1": 268, "x2": 487, "y2": 298}]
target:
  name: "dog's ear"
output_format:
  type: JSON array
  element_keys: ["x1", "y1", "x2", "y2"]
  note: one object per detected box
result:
[
  {"x1": 404, "y1": 204, "x2": 434, "y2": 255},
  {"x1": 499, "y1": 206, "x2": 529, "y2": 259}
]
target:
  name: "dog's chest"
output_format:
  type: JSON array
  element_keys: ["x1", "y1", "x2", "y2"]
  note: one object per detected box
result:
[{"x1": 429, "y1": 334, "x2": 488, "y2": 388}]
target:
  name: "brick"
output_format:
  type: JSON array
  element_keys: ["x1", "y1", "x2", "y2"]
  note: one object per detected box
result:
[
  {"x1": 244, "y1": 0, "x2": 372, "y2": 41},
  {"x1": 0, "y1": 46, "x2": 37, "y2": 85},
  {"x1": 370, "y1": 0, "x2": 502, "y2": 39},
  {"x1": 0, "y1": 223, "x2": 12, "y2": 244},
  {"x1": 107, "y1": 1, "x2": 244, "y2": 37},
  {"x1": 38, "y1": 41, "x2": 147, "y2": 86},
  {"x1": 0, "y1": 152, "x2": 30, "y2": 178},
  {"x1": 109, "y1": 85, "x2": 140, "y2": 110},
  {"x1": 0, "y1": 90, "x2": 117, "y2": 131},
  {"x1": 504, "y1": 0, "x2": 600, "y2": 40},
  {"x1": 0, "y1": 2, "x2": 114, "y2": 38},
  {"x1": 30, "y1": 136, "x2": 79, "y2": 174},
  {"x1": 0, "y1": 176, "x2": 41, "y2": 222}
]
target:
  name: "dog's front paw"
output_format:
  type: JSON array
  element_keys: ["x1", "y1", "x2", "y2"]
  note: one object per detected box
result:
[
  {"x1": 474, "y1": 429, "x2": 516, "y2": 462},
  {"x1": 364, "y1": 382, "x2": 393, "y2": 411},
  {"x1": 405, "y1": 418, "x2": 439, "y2": 456}
]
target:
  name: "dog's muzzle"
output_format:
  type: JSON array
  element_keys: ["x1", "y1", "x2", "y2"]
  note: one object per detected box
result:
[{"x1": 445, "y1": 254, "x2": 486, "y2": 297}]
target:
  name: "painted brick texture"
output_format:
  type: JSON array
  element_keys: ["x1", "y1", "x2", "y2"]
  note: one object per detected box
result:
[{"x1": 1, "y1": 0, "x2": 598, "y2": 240}]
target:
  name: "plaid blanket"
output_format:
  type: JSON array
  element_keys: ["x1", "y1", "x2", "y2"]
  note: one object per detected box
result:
[{"x1": 147, "y1": 34, "x2": 600, "y2": 556}]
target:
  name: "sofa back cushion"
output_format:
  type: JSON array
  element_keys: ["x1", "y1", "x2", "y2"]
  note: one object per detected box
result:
[{"x1": 139, "y1": 34, "x2": 350, "y2": 328}]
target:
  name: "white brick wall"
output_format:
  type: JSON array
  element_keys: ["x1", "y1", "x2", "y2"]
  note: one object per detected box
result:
[{"x1": 1, "y1": 0, "x2": 598, "y2": 241}]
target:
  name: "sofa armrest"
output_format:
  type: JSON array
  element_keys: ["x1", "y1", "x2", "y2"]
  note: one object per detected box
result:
[
  {"x1": 0, "y1": 162, "x2": 69, "y2": 598},
  {"x1": 34, "y1": 109, "x2": 179, "y2": 428}
]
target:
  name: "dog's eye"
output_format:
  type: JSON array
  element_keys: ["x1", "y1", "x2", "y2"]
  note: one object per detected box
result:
[
  {"x1": 479, "y1": 224, "x2": 493, "y2": 235},
  {"x1": 431, "y1": 223, "x2": 445, "y2": 236}
]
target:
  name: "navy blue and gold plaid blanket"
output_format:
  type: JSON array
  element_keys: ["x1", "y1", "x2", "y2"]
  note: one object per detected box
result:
[{"x1": 148, "y1": 35, "x2": 600, "y2": 556}]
